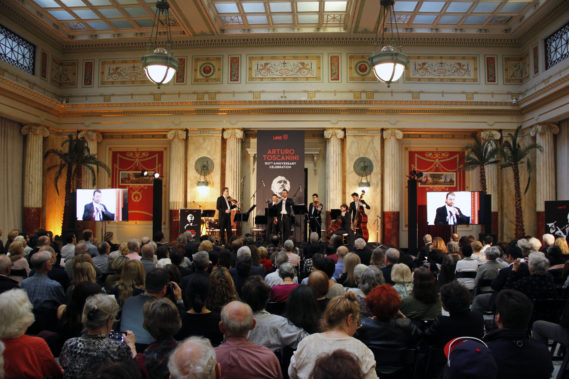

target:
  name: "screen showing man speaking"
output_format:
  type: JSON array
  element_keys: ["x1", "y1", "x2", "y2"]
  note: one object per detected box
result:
[
  {"x1": 427, "y1": 191, "x2": 481, "y2": 226},
  {"x1": 76, "y1": 188, "x2": 128, "y2": 221}
]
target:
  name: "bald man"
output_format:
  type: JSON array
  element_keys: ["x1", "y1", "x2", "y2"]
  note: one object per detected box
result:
[{"x1": 215, "y1": 301, "x2": 282, "y2": 379}]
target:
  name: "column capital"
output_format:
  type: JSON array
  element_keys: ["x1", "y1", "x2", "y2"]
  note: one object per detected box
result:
[
  {"x1": 223, "y1": 129, "x2": 244, "y2": 140},
  {"x1": 167, "y1": 129, "x2": 187, "y2": 140},
  {"x1": 324, "y1": 129, "x2": 344, "y2": 139},
  {"x1": 78, "y1": 131, "x2": 103, "y2": 143},
  {"x1": 21, "y1": 125, "x2": 49, "y2": 137},
  {"x1": 382, "y1": 129, "x2": 403, "y2": 140},
  {"x1": 481, "y1": 130, "x2": 501, "y2": 141},
  {"x1": 530, "y1": 123, "x2": 560, "y2": 137}
]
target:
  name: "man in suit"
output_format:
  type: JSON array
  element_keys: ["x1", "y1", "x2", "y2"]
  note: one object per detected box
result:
[
  {"x1": 279, "y1": 189, "x2": 294, "y2": 241},
  {"x1": 349, "y1": 192, "x2": 370, "y2": 224},
  {"x1": 82, "y1": 189, "x2": 115, "y2": 221},
  {"x1": 216, "y1": 187, "x2": 237, "y2": 246},
  {"x1": 308, "y1": 193, "x2": 323, "y2": 239},
  {"x1": 266, "y1": 193, "x2": 280, "y2": 241},
  {"x1": 434, "y1": 192, "x2": 470, "y2": 225}
]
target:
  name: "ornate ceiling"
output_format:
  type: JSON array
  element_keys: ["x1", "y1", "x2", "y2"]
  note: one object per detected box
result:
[{"x1": 3, "y1": 0, "x2": 566, "y2": 47}]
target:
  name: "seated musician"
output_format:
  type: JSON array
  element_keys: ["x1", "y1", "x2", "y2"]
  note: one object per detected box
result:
[{"x1": 332, "y1": 204, "x2": 354, "y2": 246}]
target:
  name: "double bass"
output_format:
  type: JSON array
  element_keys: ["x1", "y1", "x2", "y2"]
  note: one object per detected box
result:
[{"x1": 355, "y1": 190, "x2": 369, "y2": 241}]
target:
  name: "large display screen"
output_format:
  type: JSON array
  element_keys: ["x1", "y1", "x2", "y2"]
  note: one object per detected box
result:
[
  {"x1": 426, "y1": 191, "x2": 481, "y2": 226},
  {"x1": 76, "y1": 189, "x2": 128, "y2": 221}
]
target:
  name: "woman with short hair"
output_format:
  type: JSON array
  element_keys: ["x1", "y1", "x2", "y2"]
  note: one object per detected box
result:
[
  {"x1": 391, "y1": 263, "x2": 413, "y2": 299},
  {"x1": 0, "y1": 289, "x2": 63, "y2": 378},
  {"x1": 139, "y1": 298, "x2": 182, "y2": 379},
  {"x1": 60, "y1": 294, "x2": 137, "y2": 378},
  {"x1": 271, "y1": 262, "x2": 299, "y2": 302},
  {"x1": 348, "y1": 266, "x2": 384, "y2": 318},
  {"x1": 288, "y1": 292, "x2": 378, "y2": 379}
]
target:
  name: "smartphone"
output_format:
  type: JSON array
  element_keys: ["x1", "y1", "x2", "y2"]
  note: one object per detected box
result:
[
  {"x1": 109, "y1": 331, "x2": 125, "y2": 342},
  {"x1": 520, "y1": 258, "x2": 527, "y2": 264}
]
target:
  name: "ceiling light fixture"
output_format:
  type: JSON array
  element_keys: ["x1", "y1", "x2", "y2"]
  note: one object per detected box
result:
[
  {"x1": 368, "y1": 0, "x2": 408, "y2": 87},
  {"x1": 141, "y1": 0, "x2": 178, "y2": 88}
]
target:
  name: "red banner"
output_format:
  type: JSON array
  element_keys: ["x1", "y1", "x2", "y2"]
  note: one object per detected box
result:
[
  {"x1": 112, "y1": 151, "x2": 164, "y2": 221},
  {"x1": 409, "y1": 151, "x2": 465, "y2": 206}
]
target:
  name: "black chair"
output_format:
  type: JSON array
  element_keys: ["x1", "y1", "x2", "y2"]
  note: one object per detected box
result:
[
  {"x1": 531, "y1": 297, "x2": 566, "y2": 325},
  {"x1": 455, "y1": 271, "x2": 476, "y2": 279},
  {"x1": 368, "y1": 345, "x2": 417, "y2": 379}
]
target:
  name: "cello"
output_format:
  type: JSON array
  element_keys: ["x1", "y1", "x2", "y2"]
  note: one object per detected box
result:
[{"x1": 355, "y1": 190, "x2": 369, "y2": 241}]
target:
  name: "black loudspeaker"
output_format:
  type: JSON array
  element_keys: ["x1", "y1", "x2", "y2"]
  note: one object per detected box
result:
[
  {"x1": 153, "y1": 178, "x2": 162, "y2": 236},
  {"x1": 408, "y1": 179, "x2": 418, "y2": 251}
]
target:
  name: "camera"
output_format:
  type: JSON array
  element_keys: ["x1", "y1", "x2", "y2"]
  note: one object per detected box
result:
[{"x1": 109, "y1": 331, "x2": 124, "y2": 342}]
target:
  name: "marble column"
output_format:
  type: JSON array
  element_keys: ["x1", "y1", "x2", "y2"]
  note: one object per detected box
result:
[
  {"x1": 21, "y1": 125, "x2": 49, "y2": 235},
  {"x1": 382, "y1": 129, "x2": 403, "y2": 247},
  {"x1": 78, "y1": 131, "x2": 103, "y2": 189},
  {"x1": 223, "y1": 129, "x2": 244, "y2": 201},
  {"x1": 324, "y1": 129, "x2": 344, "y2": 211},
  {"x1": 167, "y1": 130, "x2": 187, "y2": 241},
  {"x1": 531, "y1": 123, "x2": 559, "y2": 237},
  {"x1": 481, "y1": 130, "x2": 501, "y2": 236}
]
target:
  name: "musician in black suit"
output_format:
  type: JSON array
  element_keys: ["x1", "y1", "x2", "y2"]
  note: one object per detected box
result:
[
  {"x1": 82, "y1": 189, "x2": 115, "y2": 221},
  {"x1": 308, "y1": 193, "x2": 323, "y2": 239},
  {"x1": 349, "y1": 192, "x2": 370, "y2": 224},
  {"x1": 278, "y1": 189, "x2": 295, "y2": 241},
  {"x1": 266, "y1": 193, "x2": 280, "y2": 241},
  {"x1": 333, "y1": 204, "x2": 354, "y2": 245},
  {"x1": 434, "y1": 192, "x2": 470, "y2": 225},
  {"x1": 216, "y1": 187, "x2": 237, "y2": 245}
]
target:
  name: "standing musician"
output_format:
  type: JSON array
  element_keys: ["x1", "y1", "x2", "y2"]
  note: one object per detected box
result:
[
  {"x1": 266, "y1": 193, "x2": 281, "y2": 241},
  {"x1": 349, "y1": 192, "x2": 370, "y2": 224},
  {"x1": 216, "y1": 187, "x2": 238, "y2": 245},
  {"x1": 279, "y1": 189, "x2": 295, "y2": 241},
  {"x1": 308, "y1": 193, "x2": 323, "y2": 239}
]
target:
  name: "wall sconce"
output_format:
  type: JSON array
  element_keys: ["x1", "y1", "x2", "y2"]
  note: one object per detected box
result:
[
  {"x1": 195, "y1": 156, "x2": 214, "y2": 194},
  {"x1": 141, "y1": 170, "x2": 161, "y2": 179},
  {"x1": 354, "y1": 157, "x2": 374, "y2": 191}
]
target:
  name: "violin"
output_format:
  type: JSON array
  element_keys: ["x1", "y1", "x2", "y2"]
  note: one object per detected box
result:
[
  {"x1": 313, "y1": 200, "x2": 323, "y2": 212},
  {"x1": 227, "y1": 196, "x2": 240, "y2": 207}
]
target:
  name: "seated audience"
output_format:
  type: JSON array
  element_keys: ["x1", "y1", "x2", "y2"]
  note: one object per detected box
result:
[
  {"x1": 105, "y1": 254, "x2": 128, "y2": 292},
  {"x1": 0, "y1": 289, "x2": 63, "y2": 378},
  {"x1": 454, "y1": 244, "x2": 478, "y2": 290},
  {"x1": 391, "y1": 263, "x2": 412, "y2": 299},
  {"x1": 285, "y1": 285, "x2": 321, "y2": 334},
  {"x1": 474, "y1": 246, "x2": 503, "y2": 293},
  {"x1": 400, "y1": 267, "x2": 441, "y2": 322},
  {"x1": 111, "y1": 259, "x2": 146, "y2": 306},
  {"x1": 438, "y1": 253, "x2": 459, "y2": 287},
  {"x1": 556, "y1": 237, "x2": 569, "y2": 257},
  {"x1": 369, "y1": 246, "x2": 386, "y2": 270},
  {"x1": 242, "y1": 276, "x2": 308, "y2": 351},
  {"x1": 308, "y1": 270, "x2": 331, "y2": 312},
  {"x1": 215, "y1": 301, "x2": 283, "y2": 378},
  {"x1": 381, "y1": 248, "x2": 400, "y2": 285},
  {"x1": 284, "y1": 239, "x2": 301, "y2": 268},
  {"x1": 93, "y1": 241, "x2": 111, "y2": 275},
  {"x1": 7, "y1": 240, "x2": 29, "y2": 284},
  {"x1": 121, "y1": 268, "x2": 182, "y2": 350},
  {"x1": 333, "y1": 246, "x2": 349, "y2": 280},
  {"x1": 355, "y1": 284, "x2": 421, "y2": 351},
  {"x1": 0, "y1": 255, "x2": 19, "y2": 294},
  {"x1": 349, "y1": 266, "x2": 384, "y2": 317},
  {"x1": 60, "y1": 294, "x2": 137, "y2": 378},
  {"x1": 271, "y1": 262, "x2": 299, "y2": 302},
  {"x1": 22, "y1": 250, "x2": 66, "y2": 311},
  {"x1": 484, "y1": 289, "x2": 553, "y2": 379},
  {"x1": 322, "y1": 256, "x2": 345, "y2": 298},
  {"x1": 289, "y1": 292, "x2": 377, "y2": 379},
  {"x1": 505, "y1": 252, "x2": 556, "y2": 300},
  {"x1": 205, "y1": 266, "x2": 238, "y2": 313},
  {"x1": 126, "y1": 239, "x2": 142, "y2": 261},
  {"x1": 310, "y1": 349, "x2": 364, "y2": 379},
  {"x1": 353, "y1": 238, "x2": 372, "y2": 265},
  {"x1": 176, "y1": 274, "x2": 223, "y2": 346},
  {"x1": 265, "y1": 251, "x2": 294, "y2": 287},
  {"x1": 139, "y1": 298, "x2": 182, "y2": 379},
  {"x1": 140, "y1": 243, "x2": 157, "y2": 275},
  {"x1": 180, "y1": 251, "x2": 210, "y2": 296},
  {"x1": 338, "y1": 253, "x2": 361, "y2": 288},
  {"x1": 443, "y1": 337, "x2": 497, "y2": 379},
  {"x1": 471, "y1": 241, "x2": 485, "y2": 263},
  {"x1": 168, "y1": 337, "x2": 220, "y2": 379}
]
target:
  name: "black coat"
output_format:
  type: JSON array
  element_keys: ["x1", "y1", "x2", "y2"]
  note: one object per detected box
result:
[
  {"x1": 423, "y1": 310, "x2": 484, "y2": 347},
  {"x1": 434, "y1": 206, "x2": 469, "y2": 225},
  {"x1": 484, "y1": 328, "x2": 553, "y2": 379},
  {"x1": 82, "y1": 202, "x2": 114, "y2": 221},
  {"x1": 0, "y1": 275, "x2": 19, "y2": 294},
  {"x1": 355, "y1": 317, "x2": 422, "y2": 349},
  {"x1": 278, "y1": 198, "x2": 295, "y2": 216}
]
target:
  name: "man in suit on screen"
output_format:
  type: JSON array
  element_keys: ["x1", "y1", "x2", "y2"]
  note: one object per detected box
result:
[
  {"x1": 434, "y1": 191, "x2": 470, "y2": 225},
  {"x1": 82, "y1": 189, "x2": 115, "y2": 221}
]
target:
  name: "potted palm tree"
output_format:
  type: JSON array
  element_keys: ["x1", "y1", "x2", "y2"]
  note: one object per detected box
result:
[
  {"x1": 45, "y1": 134, "x2": 110, "y2": 232},
  {"x1": 499, "y1": 125, "x2": 542, "y2": 238},
  {"x1": 463, "y1": 133, "x2": 499, "y2": 193}
]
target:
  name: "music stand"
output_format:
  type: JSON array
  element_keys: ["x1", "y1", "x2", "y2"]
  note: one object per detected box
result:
[
  {"x1": 293, "y1": 204, "x2": 306, "y2": 215},
  {"x1": 233, "y1": 213, "x2": 249, "y2": 222},
  {"x1": 255, "y1": 215, "x2": 267, "y2": 225},
  {"x1": 201, "y1": 210, "x2": 216, "y2": 218}
]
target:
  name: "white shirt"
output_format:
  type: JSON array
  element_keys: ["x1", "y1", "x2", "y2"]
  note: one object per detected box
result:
[
  {"x1": 281, "y1": 199, "x2": 287, "y2": 214},
  {"x1": 445, "y1": 205, "x2": 456, "y2": 225},
  {"x1": 224, "y1": 195, "x2": 230, "y2": 210}
]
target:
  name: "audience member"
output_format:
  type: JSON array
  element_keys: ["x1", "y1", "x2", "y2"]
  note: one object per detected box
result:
[
  {"x1": 289, "y1": 292, "x2": 378, "y2": 379},
  {"x1": 215, "y1": 301, "x2": 283, "y2": 378},
  {"x1": 205, "y1": 266, "x2": 238, "y2": 313},
  {"x1": 81, "y1": 229, "x2": 98, "y2": 257},
  {"x1": 140, "y1": 243, "x2": 157, "y2": 274},
  {"x1": 349, "y1": 266, "x2": 384, "y2": 317},
  {"x1": 0, "y1": 255, "x2": 19, "y2": 293},
  {"x1": 112, "y1": 259, "x2": 146, "y2": 306},
  {"x1": 381, "y1": 248, "x2": 400, "y2": 285},
  {"x1": 126, "y1": 239, "x2": 142, "y2": 261},
  {"x1": 284, "y1": 239, "x2": 301, "y2": 268},
  {"x1": 474, "y1": 246, "x2": 503, "y2": 293},
  {"x1": 308, "y1": 270, "x2": 330, "y2": 312},
  {"x1": 443, "y1": 337, "x2": 497, "y2": 379},
  {"x1": 60, "y1": 231, "x2": 76, "y2": 262},
  {"x1": 310, "y1": 349, "x2": 364, "y2": 379},
  {"x1": 271, "y1": 262, "x2": 299, "y2": 302},
  {"x1": 60, "y1": 294, "x2": 137, "y2": 378},
  {"x1": 7, "y1": 240, "x2": 29, "y2": 284},
  {"x1": 369, "y1": 246, "x2": 386, "y2": 269},
  {"x1": 168, "y1": 337, "x2": 221, "y2": 379},
  {"x1": 504, "y1": 252, "x2": 556, "y2": 300},
  {"x1": 353, "y1": 238, "x2": 372, "y2": 265},
  {"x1": 242, "y1": 276, "x2": 308, "y2": 351},
  {"x1": 0, "y1": 289, "x2": 63, "y2": 378},
  {"x1": 455, "y1": 244, "x2": 478, "y2": 290},
  {"x1": 22, "y1": 250, "x2": 66, "y2": 311},
  {"x1": 285, "y1": 285, "x2": 321, "y2": 334},
  {"x1": 333, "y1": 246, "x2": 349, "y2": 280},
  {"x1": 93, "y1": 241, "x2": 111, "y2": 274},
  {"x1": 140, "y1": 298, "x2": 182, "y2": 378},
  {"x1": 483, "y1": 289, "x2": 553, "y2": 379},
  {"x1": 400, "y1": 267, "x2": 441, "y2": 322},
  {"x1": 391, "y1": 263, "x2": 412, "y2": 299},
  {"x1": 339, "y1": 252, "x2": 361, "y2": 288}
]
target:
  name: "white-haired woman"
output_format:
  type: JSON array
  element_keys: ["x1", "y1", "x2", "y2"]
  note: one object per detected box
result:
[
  {"x1": 0, "y1": 289, "x2": 63, "y2": 378},
  {"x1": 505, "y1": 252, "x2": 557, "y2": 300},
  {"x1": 391, "y1": 263, "x2": 413, "y2": 299},
  {"x1": 60, "y1": 294, "x2": 137, "y2": 378}
]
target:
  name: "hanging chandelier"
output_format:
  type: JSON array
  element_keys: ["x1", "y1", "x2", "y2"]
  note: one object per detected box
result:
[
  {"x1": 141, "y1": 0, "x2": 178, "y2": 88},
  {"x1": 368, "y1": 0, "x2": 408, "y2": 87}
]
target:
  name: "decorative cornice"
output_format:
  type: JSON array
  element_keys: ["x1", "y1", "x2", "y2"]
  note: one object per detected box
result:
[
  {"x1": 21, "y1": 125, "x2": 49, "y2": 137},
  {"x1": 223, "y1": 129, "x2": 244, "y2": 139},
  {"x1": 481, "y1": 130, "x2": 501, "y2": 141},
  {"x1": 324, "y1": 129, "x2": 344, "y2": 139},
  {"x1": 383, "y1": 129, "x2": 404, "y2": 140},
  {"x1": 167, "y1": 129, "x2": 187, "y2": 140},
  {"x1": 530, "y1": 123, "x2": 560, "y2": 136},
  {"x1": 78, "y1": 131, "x2": 103, "y2": 143}
]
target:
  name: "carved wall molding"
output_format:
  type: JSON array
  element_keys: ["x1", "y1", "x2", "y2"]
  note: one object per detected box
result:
[
  {"x1": 167, "y1": 129, "x2": 187, "y2": 140},
  {"x1": 481, "y1": 130, "x2": 501, "y2": 140},
  {"x1": 530, "y1": 123, "x2": 560, "y2": 136},
  {"x1": 78, "y1": 130, "x2": 103, "y2": 143},
  {"x1": 383, "y1": 129, "x2": 403, "y2": 140},
  {"x1": 324, "y1": 129, "x2": 344, "y2": 139},
  {"x1": 223, "y1": 129, "x2": 244, "y2": 140},
  {"x1": 21, "y1": 125, "x2": 50, "y2": 137}
]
